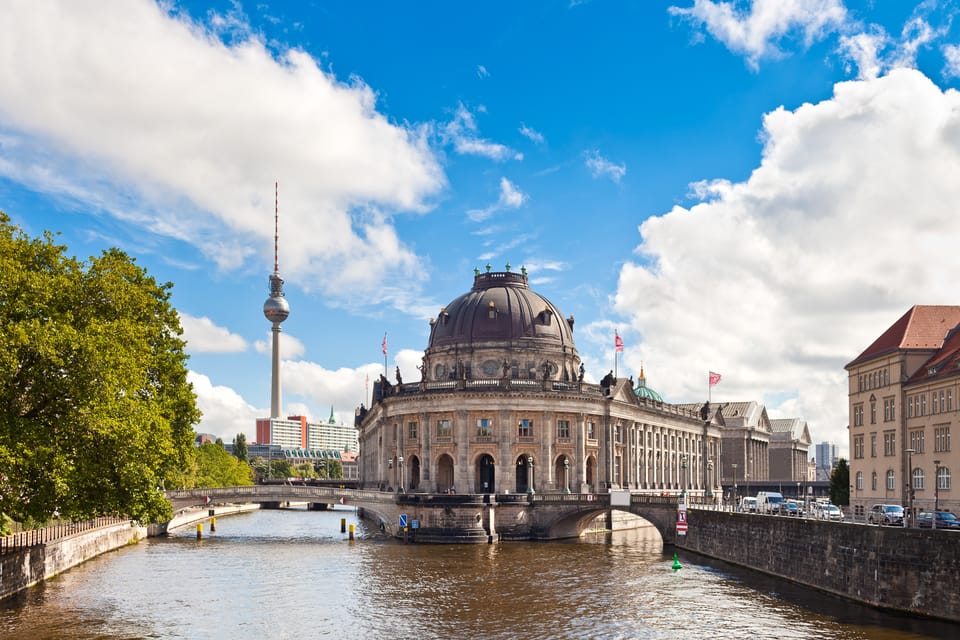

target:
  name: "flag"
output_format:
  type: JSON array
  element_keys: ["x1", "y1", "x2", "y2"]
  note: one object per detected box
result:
[
  {"x1": 615, "y1": 330, "x2": 624, "y2": 353},
  {"x1": 381, "y1": 333, "x2": 387, "y2": 356},
  {"x1": 709, "y1": 371, "x2": 722, "y2": 386}
]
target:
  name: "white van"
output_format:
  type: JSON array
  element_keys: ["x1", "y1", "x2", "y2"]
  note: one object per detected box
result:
[{"x1": 756, "y1": 491, "x2": 784, "y2": 515}]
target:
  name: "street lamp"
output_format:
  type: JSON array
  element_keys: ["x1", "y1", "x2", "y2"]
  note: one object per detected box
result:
[
  {"x1": 386, "y1": 457, "x2": 393, "y2": 492},
  {"x1": 398, "y1": 455, "x2": 404, "y2": 493},
  {"x1": 731, "y1": 463, "x2": 738, "y2": 510},
  {"x1": 563, "y1": 458, "x2": 570, "y2": 494},
  {"x1": 904, "y1": 448, "x2": 915, "y2": 528},
  {"x1": 934, "y1": 459, "x2": 941, "y2": 529},
  {"x1": 706, "y1": 458, "x2": 714, "y2": 499},
  {"x1": 527, "y1": 455, "x2": 536, "y2": 494},
  {"x1": 680, "y1": 455, "x2": 688, "y2": 501}
]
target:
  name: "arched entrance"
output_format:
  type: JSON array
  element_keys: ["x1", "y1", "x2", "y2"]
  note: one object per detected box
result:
[
  {"x1": 586, "y1": 455, "x2": 595, "y2": 491},
  {"x1": 437, "y1": 453, "x2": 455, "y2": 493},
  {"x1": 516, "y1": 454, "x2": 534, "y2": 493},
  {"x1": 554, "y1": 455, "x2": 570, "y2": 493},
  {"x1": 476, "y1": 454, "x2": 495, "y2": 494},
  {"x1": 409, "y1": 455, "x2": 421, "y2": 491}
]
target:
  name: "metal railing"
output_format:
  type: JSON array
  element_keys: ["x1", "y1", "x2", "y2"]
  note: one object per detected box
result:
[{"x1": 0, "y1": 517, "x2": 130, "y2": 555}]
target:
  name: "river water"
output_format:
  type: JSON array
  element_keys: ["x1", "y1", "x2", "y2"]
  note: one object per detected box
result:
[{"x1": 1, "y1": 508, "x2": 957, "y2": 639}]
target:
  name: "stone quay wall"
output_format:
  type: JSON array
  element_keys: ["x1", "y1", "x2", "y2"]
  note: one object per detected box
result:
[
  {"x1": 676, "y1": 510, "x2": 960, "y2": 622},
  {"x1": 1, "y1": 521, "x2": 146, "y2": 601}
]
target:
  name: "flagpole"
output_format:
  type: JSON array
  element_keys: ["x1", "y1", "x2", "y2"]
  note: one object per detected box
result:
[
  {"x1": 383, "y1": 332, "x2": 388, "y2": 377},
  {"x1": 708, "y1": 371, "x2": 711, "y2": 404}
]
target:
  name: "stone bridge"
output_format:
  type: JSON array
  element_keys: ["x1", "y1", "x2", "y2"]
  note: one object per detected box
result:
[{"x1": 164, "y1": 486, "x2": 683, "y2": 543}]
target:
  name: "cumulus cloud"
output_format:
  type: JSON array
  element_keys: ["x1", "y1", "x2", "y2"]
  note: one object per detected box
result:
[
  {"x1": 584, "y1": 150, "x2": 626, "y2": 183},
  {"x1": 254, "y1": 330, "x2": 306, "y2": 360},
  {"x1": 0, "y1": 0, "x2": 444, "y2": 312},
  {"x1": 188, "y1": 371, "x2": 261, "y2": 441},
  {"x1": 466, "y1": 177, "x2": 528, "y2": 222},
  {"x1": 180, "y1": 313, "x2": 248, "y2": 353},
  {"x1": 519, "y1": 123, "x2": 545, "y2": 145},
  {"x1": 612, "y1": 68, "x2": 960, "y2": 457},
  {"x1": 669, "y1": 0, "x2": 847, "y2": 69},
  {"x1": 443, "y1": 103, "x2": 521, "y2": 161}
]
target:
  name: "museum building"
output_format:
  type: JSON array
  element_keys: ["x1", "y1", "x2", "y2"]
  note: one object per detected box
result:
[{"x1": 355, "y1": 268, "x2": 724, "y2": 497}]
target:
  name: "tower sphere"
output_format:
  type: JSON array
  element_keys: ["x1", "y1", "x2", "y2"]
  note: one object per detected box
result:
[{"x1": 263, "y1": 293, "x2": 290, "y2": 324}]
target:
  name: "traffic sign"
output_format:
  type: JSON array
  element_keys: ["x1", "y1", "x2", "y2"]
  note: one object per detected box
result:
[
  {"x1": 399, "y1": 513, "x2": 408, "y2": 528},
  {"x1": 411, "y1": 519, "x2": 420, "y2": 529}
]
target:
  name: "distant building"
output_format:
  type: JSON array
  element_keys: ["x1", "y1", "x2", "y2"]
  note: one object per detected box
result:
[
  {"x1": 814, "y1": 442, "x2": 839, "y2": 481},
  {"x1": 255, "y1": 416, "x2": 306, "y2": 449},
  {"x1": 769, "y1": 418, "x2": 812, "y2": 481}
]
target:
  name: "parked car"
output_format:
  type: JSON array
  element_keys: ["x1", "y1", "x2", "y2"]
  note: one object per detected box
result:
[
  {"x1": 868, "y1": 504, "x2": 904, "y2": 526},
  {"x1": 916, "y1": 511, "x2": 960, "y2": 529},
  {"x1": 756, "y1": 491, "x2": 784, "y2": 515},
  {"x1": 740, "y1": 497, "x2": 758, "y2": 513},
  {"x1": 821, "y1": 504, "x2": 844, "y2": 521},
  {"x1": 782, "y1": 500, "x2": 801, "y2": 516}
]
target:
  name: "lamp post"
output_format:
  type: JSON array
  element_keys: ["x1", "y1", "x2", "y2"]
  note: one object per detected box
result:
[
  {"x1": 386, "y1": 457, "x2": 393, "y2": 492},
  {"x1": 398, "y1": 455, "x2": 404, "y2": 493},
  {"x1": 934, "y1": 459, "x2": 941, "y2": 529},
  {"x1": 731, "y1": 463, "x2": 738, "y2": 510},
  {"x1": 680, "y1": 455, "x2": 688, "y2": 501},
  {"x1": 904, "y1": 448, "x2": 915, "y2": 528},
  {"x1": 706, "y1": 458, "x2": 714, "y2": 499},
  {"x1": 563, "y1": 458, "x2": 570, "y2": 494},
  {"x1": 527, "y1": 455, "x2": 535, "y2": 494}
]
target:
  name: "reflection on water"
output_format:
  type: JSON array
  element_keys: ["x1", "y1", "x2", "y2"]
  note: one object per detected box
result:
[{"x1": 1, "y1": 508, "x2": 956, "y2": 640}]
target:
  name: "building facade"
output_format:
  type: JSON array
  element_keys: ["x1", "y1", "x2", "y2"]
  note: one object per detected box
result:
[
  {"x1": 355, "y1": 269, "x2": 723, "y2": 497},
  {"x1": 847, "y1": 305, "x2": 960, "y2": 519}
]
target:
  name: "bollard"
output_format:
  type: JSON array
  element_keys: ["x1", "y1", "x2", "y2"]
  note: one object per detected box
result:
[
  {"x1": 340, "y1": 517, "x2": 346, "y2": 533},
  {"x1": 210, "y1": 517, "x2": 216, "y2": 533},
  {"x1": 196, "y1": 523, "x2": 203, "y2": 540},
  {"x1": 348, "y1": 523, "x2": 355, "y2": 541}
]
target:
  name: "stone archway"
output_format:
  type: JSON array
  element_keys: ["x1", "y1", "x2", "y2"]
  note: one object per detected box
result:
[
  {"x1": 409, "y1": 455, "x2": 421, "y2": 491},
  {"x1": 476, "y1": 454, "x2": 495, "y2": 494},
  {"x1": 516, "y1": 454, "x2": 533, "y2": 493},
  {"x1": 586, "y1": 455, "x2": 596, "y2": 491},
  {"x1": 554, "y1": 455, "x2": 570, "y2": 493},
  {"x1": 437, "y1": 453, "x2": 455, "y2": 493}
]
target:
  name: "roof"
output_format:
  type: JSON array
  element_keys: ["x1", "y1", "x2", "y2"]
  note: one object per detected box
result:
[
  {"x1": 847, "y1": 305, "x2": 960, "y2": 368},
  {"x1": 633, "y1": 367, "x2": 663, "y2": 403},
  {"x1": 905, "y1": 323, "x2": 960, "y2": 386},
  {"x1": 769, "y1": 418, "x2": 811, "y2": 444}
]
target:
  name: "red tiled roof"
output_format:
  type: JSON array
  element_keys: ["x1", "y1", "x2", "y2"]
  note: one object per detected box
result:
[
  {"x1": 906, "y1": 323, "x2": 960, "y2": 385},
  {"x1": 846, "y1": 305, "x2": 960, "y2": 368}
]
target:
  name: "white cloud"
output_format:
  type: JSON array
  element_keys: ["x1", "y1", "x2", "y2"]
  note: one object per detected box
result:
[
  {"x1": 189, "y1": 371, "x2": 261, "y2": 442},
  {"x1": 613, "y1": 68, "x2": 960, "y2": 457},
  {"x1": 0, "y1": 0, "x2": 444, "y2": 312},
  {"x1": 443, "y1": 103, "x2": 520, "y2": 161},
  {"x1": 584, "y1": 150, "x2": 626, "y2": 183},
  {"x1": 838, "y1": 29, "x2": 888, "y2": 80},
  {"x1": 254, "y1": 330, "x2": 306, "y2": 359},
  {"x1": 944, "y1": 43, "x2": 960, "y2": 78},
  {"x1": 467, "y1": 177, "x2": 528, "y2": 222},
  {"x1": 519, "y1": 123, "x2": 545, "y2": 145},
  {"x1": 477, "y1": 64, "x2": 490, "y2": 79},
  {"x1": 180, "y1": 313, "x2": 248, "y2": 353},
  {"x1": 669, "y1": 0, "x2": 847, "y2": 69}
]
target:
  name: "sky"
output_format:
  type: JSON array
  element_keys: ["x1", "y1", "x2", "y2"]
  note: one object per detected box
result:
[{"x1": 5, "y1": 1, "x2": 960, "y2": 458}]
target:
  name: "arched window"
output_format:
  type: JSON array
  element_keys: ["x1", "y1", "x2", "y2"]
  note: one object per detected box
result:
[
  {"x1": 912, "y1": 467, "x2": 924, "y2": 491},
  {"x1": 938, "y1": 466, "x2": 952, "y2": 491},
  {"x1": 856, "y1": 471, "x2": 864, "y2": 491},
  {"x1": 886, "y1": 469, "x2": 895, "y2": 491}
]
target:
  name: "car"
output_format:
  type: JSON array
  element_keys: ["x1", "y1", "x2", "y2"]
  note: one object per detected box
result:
[
  {"x1": 782, "y1": 500, "x2": 801, "y2": 516},
  {"x1": 868, "y1": 504, "x2": 904, "y2": 526},
  {"x1": 916, "y1": 511, "x2": 960, "y2": 529},
  {"x1": 756, "y1": 491, "x2": 784, "y2": 515},
  {"x1": 821, "y1": 504, "x2": 844, "y2": 521},
  {"x1": 740, "y1": 497, "x2": 758, "y2": 513}
]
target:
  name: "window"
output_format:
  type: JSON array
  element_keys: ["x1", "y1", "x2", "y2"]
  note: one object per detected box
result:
[
  {"x1": 587, "y1": 421, "x2": 596, "y2": 440},
  {"x1": 909, "y1": 429, "x2": 925, "y2": 454},
  {"x1": 886, "y1": 469, "x2": 895, "y2": 491},
  {"x1": 937, "y1": 466, "x2": 952, "y2": 491},
  {"x1": 856, "y1": 471, "x2": 864, "y2": 491},
  {"x1": 935, "y1": 426, "x2": 952, "y2": 452},
  {"x1": 948, "y1": 389, "x2": 954, "y2": 412},
  {"x1": 870, "y1": 400, "x2": 877, "y2": 424},
  {"x1": 870, "y1": 434, "x2": 877, "y2": 457},
  {"x1": 853, "y1": 435, "x2": 864, "y2": 459},
  {"x1": 408, "y1": 421, "x2": 418, "y2": 440},
  {"x1": 853, "y1": 404, "x2": 864, "y2": 426},
  {"x1": 883, "y1": 431, "x2": 895, "y2": 456},
  {"x1": 933, "y1": 392, "x2": 940, "y2": 414},
  {"x1": 908, "y1": 396, "x2": 914, "y2": 418},
  {"x1": 912, "y1": 468, "x2": 924, "y2": 491},
  {"x1": 871, "y1": 471, "x2": 878, "y2": 491},
  {"x1": 392, "y1": 423, "x2": 398, "y2": 442},
  {"x1": 921, "y1": 395, "x2": 927, "y2": 416},
  {"x1": 518, "y1": 419, "x2": 533, "y2": 438},
  {"x1": 557, "y1": 419, "x2": 570, "y2": 439},
  {"x1": 476, "y1": 418, "x2": 493, "y2": 437},
  {"x1": 437, "y1": 419, "x2": 451, "y2": 437},
  {"x1": 615, "y1": 425, "x2": 622, "y2": 443}
]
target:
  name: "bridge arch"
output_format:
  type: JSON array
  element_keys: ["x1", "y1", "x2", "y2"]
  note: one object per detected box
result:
[{"x1": 537, "y1": 505, "x2": 674, "y2": 542}]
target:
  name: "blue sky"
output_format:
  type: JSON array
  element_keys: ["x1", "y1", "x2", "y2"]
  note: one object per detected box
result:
[{"x1": 4, "y1": 1, "x2": 960, "y2": 456}]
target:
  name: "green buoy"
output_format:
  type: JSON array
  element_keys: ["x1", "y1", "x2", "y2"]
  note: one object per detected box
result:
[{"x1": 672, "y1": 553, "x2": 682, "y2": 571}]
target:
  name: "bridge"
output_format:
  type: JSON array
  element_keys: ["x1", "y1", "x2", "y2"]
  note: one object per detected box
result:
[{"x1": 164, "y1": 486, "x2": 684, "y2": 543}]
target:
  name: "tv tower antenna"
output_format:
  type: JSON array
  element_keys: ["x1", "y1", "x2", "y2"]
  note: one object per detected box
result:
[{"x1": 263, "y1": 181, "x2": 290, "y2": 420}]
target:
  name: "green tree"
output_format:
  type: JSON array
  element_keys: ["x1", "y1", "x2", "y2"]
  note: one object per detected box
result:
[
  {"x1": 327, "y1": 459, "x2": 343, "y2": 479},
  {"x1": 194, "y1": 442, "x2": 254, "y2": 487},
  {"x1": 293, "y1": 462, "x2": 318, "y2": 479},
  {"x1": 232, "y1": 432, "x2": 249, "y2": 463},
  {"x1": 0, "y1": 214, "x2": 200, "y2": 524},
  {"x1": 830, "y1": 458, "x2": 850, "y2": 506}
]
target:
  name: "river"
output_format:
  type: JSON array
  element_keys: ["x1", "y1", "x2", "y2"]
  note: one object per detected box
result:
[{"x1": 1, "y1": 508, "x2": 957, "y2": 639}]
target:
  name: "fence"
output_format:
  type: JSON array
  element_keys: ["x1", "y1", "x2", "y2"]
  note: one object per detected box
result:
[{"x1": 0, "y1": 517, "x2": 129, "y2": 555}]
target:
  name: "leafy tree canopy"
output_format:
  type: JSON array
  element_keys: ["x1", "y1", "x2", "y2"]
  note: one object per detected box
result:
[
  {"x1": 830, "y1": 458, "x2": 850, "y2": 506},
  {"x1": 194, "y1": 442, "x2": 254, "y2": 488},
  {"x1": 0, "y1": 214, "x2": 200, "y2": 523},
  {"x1": 232, "y1": 432, "x2": 248, "y2": 463}
]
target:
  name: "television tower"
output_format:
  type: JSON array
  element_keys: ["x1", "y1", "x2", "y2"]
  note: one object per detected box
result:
[{"x1": 263, "y1": 182, "x2": 290, "y2": 419}]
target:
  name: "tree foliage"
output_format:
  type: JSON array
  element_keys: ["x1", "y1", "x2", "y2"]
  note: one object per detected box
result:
[
  {"x1": 0, "y1": 214, "x2": 200, "y2": 523},
  {"x1": 232, "y1": 432, "x2": 248, "y2": 463},
  {"x1": 194, "y1": 442, "x2": 254, "y2": 488},
  {"x1": 830, "y1": 458, "x2": 850, "y2": 506}
]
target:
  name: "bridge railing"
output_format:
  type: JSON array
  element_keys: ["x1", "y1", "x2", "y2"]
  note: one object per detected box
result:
[
  {"x1": 166, "y1": 485, "x2": 388, "y2": 504},
  {"x1": 0, "y1": 517, "x2": 130, "y2": 555}
]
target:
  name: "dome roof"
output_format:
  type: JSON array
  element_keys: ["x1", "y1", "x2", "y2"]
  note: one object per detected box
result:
[
  {"x1": 427, "y1": 270, "x2": 575, "y2": 352},
  {"x1": 634, "y1": 368, "x2": 663, "y2": 403}
]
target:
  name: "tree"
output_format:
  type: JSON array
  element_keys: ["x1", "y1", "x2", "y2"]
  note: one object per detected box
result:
[
  {"x1": 0, "y1": 214, "x2": 200, "y2": 524},
  {"x1": 232, "y1": 432, "x2": 248, "y2": 463},
  {"x1": 194, "y1": 442, "x2": 254, "y2": 487},
  {"x1": 830, "y1": 458, "x2": 850, "y2": 506}
]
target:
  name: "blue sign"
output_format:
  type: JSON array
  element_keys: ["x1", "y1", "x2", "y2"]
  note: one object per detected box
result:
[
  {"x1": 399, "y1": 513, "x2": 408, "y2": 528},
  {"x1": 411, "y1": 519, "x2": 419, "y2": 529}
]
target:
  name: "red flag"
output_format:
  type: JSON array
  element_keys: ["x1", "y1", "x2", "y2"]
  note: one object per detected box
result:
[
  {"x1": 615, "y1": 330, "x2": 624, "y2": 353},
  {"x1": 381, "y1": 333, "x2": 387, "y2": 356},
  {"x1": 709, "y1": 371, "x2": 722, "y2": 386}
]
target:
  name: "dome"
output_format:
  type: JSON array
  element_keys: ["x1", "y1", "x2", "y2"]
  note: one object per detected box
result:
[
  {"x1": 263, "y1": 295, "x2": 290, "y2": 323},
  {"x1": 634, "y1": 367, "x2": 663, "y2": 403},
  {"x1": 424, "y1": 269, "x2": 580, "y2": 381}
]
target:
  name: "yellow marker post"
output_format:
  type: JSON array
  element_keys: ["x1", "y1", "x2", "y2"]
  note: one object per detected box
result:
[
  {"x1": 210, "y1": 517, "x2": 216, "y2": 533},
  {"x1": 348, "y1": 523, "x2": 355, "y2": 541},
  {"x1": 196, "y1": 523, "x2": 203, "y2": 540},
  {"x1": 340, "y1": 517, "x2": 346, "y2": 533}
]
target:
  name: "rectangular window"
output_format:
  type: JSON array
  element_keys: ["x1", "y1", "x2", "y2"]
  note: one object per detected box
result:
[
  {"x1": 935, "y1": 426, "x2": 952, "y2": 452},
  {"x1": 518, "y1": 419, "x2": 533, "y2": 438},
  {"x1": 587, "y1": 422, "x2": 596, "y2": 440},
  {"x1": 886, "y1": 470, "x2": 895, "y2": 491},
  {"x1": 870, "y1": 434, "x2": 877, "y2": 457},
  {"x1": 933, "y1": 393, "x2": 940, "y2": 414},
  {"x1": 615, "y1": 425, "x2": 622, "y2": 443},
  {"x1": 921, "y1": 396, "x2": 927, "y2": 416},
  {"x1": 856, "y1": 472, "x2": 864, "y2": 491},
  {"x1": 853, "y1": 435, "x2": 864, "y2": 459},
  {"x1": 870, "y1": 402, "x2": 876, "y2": 424},
  {"x1": 948, "y1": 389, "x2": 954, "y2": 412},
  {"x1": 883, "y1": 431, "x2": 896, "y2": 456},
  {"x1": 871, "y1": 472, "x2": 878, "y2": 491},
  {"x1": 940, "y1": 390, "x2": 946, "y2": 413},
  {"x1": 909, "y1": 396, "x2": 915, "y2": 418},
  {"x1": 909, "y1": 429, "x2": 925, "y2": 454},
  {"x1": 557, "y1": 419, "x2": 570, "y2": 439},
  {"x1": 437, "y1": 419, "x2": 451, "y2": 437},
  {"x1": 408, "y1": 421, "x2": 418, "y2": 440},
  {"x1": 476, "y1": 418, "x2": 493, "y2": 437},
  {"x1": 883, "y1": 399, "x2": 891, "y2": 422}
]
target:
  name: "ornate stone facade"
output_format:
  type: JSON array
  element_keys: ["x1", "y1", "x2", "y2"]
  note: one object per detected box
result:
[{"x1": 356, "y1": 270, "x2": 722, "y2": 497}]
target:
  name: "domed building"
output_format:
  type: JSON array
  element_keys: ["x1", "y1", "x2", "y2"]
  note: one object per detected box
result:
[{"x1": 356, "y1": 267, "x2": 722, "y2": 498}]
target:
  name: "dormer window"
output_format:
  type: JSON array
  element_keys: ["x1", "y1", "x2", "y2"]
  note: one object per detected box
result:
[
  {"x1": 539, "y1": 308, "x2": 552, "y2": 325},
  {"x1": 488, "y1": 300, "x2": 496, "y2": 319}
]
